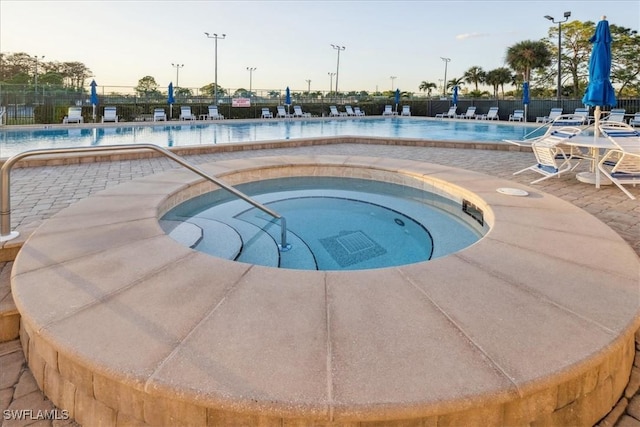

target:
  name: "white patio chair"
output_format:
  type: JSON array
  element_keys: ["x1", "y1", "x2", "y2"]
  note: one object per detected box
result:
[
  {"x1": 629, "y1": 113, "x2": 640, "y2": 127},
  {"x1": 457, "y1": 106, "x2": 476, "y2": 119},
  {"x1": 602, "y1": 109, "x2": 626, "y2": 123},
  {"x1": 401, "y1": 105, "x2": 411, "y2": 116},
  {"x1": 536, "y1": 107, "x2": 563, "y2": 123},
  {"x1": 208, "y1": 105, "x2": 224, "y2": 120},
  {"x1": 62, "y1": 107, "x2": 84, "y2": 124},
  {"x1": 478, "y1": 107, "x2": 499, "y2": 120},
  {"x1": 513, "y1": 126, "x2": 583, "y2": 183},
  {"x1": 329, "y1": 106, "x2": 346, "y2": 117},
  {"x1": 101, "y1": 106, "x2": 118, "y2": 123},
  {"x1": 153, "y1": 108, "x2": 167, "y2": 121},
  {"x1": 382, "y1": 105, "x2": 396, "y2": 116},
  {"x1": 179, "y1": 106, "x2": 195, "y2": 121},
  {"x1": 508, "y1": 109, "x2": 524, "y2": 122},
  {"x1": 435, "y1": 106, "x2": 457, "y2": 119},
  {"x1": 598, "y1": 123, "x2": 640, "y2": 199},
  {"x1": 261, "y1": 108, "x2": 273, "y2": 119},
  {"x1": 353, "y1": 107, "x2": 365, "y2": 116},
  {"x1": 293, "y1": 105, "x2": 311, "y2": 118},
  {"x1": 277, "y1": 105, "x2": 292, "y2": 118}
]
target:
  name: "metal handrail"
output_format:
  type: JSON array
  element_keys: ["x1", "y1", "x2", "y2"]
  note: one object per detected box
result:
[{"x1": 0, "y1": 144, "x2": 290, "y2": 251}]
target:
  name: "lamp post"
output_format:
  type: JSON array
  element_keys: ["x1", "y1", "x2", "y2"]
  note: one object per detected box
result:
[
  {"x1": 171, "y1": 63, "x2": 184, "y2": 88},
  {"x1": 390, "y1": 76, "x2": 397, "y2": 91},
  {"x1": 204, "y1": 32, "x2": 226, "y2": 104},
  {"x1": 246, "y1": 67, "x2": 256, "y2": 99},
  {"x1": 330, "y1": 44, "x2": 345, "y2": 95},
  {"x1": 34, "y1": 55, "x2": 45, "y2": 98},
  {"x1": 440, "y1": 57, "x2": 450, "y2": 96},
  {"x1": 544, "y1": 11, "x2": 571, "y2": 102},
  {"x1": 328, "y1": 72, "x2": 336, "y2": 95}
]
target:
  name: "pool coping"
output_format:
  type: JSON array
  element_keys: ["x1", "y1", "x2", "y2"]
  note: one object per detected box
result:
[{"x1": 10, "y1": 155, "x2": 640, "y2": 425}]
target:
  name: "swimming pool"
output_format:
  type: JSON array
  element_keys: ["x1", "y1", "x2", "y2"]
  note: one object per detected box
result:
[
  {"x1": 160, "y1": 177, "x2": 485, "y2": 271},
  {"x1": 0, "y1": 118, "x2": 537, "y2": 158}
]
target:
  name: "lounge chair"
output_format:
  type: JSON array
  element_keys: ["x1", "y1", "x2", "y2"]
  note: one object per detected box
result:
[
  {"x1": 478, "y1": 107, "x2": 499, "y2": 120},
  {"x1": 261, "y1": 108, "x2": 273, "y2": 119},
  {"x1": 329, "y1": 106, "x2": 346, "y2": 117},
  {"x1": 101, "y1": 106, "x2": 118, "y2": 123},
  {"x1": 513, "y1": 126, "x2": 583, "y2": 183},
  {"x1": 629, "y1": 112, "x2": 640, "y2": 127},
  {"x1": 435, "y1": 106, "x2": 457, "y2": 119},
  {"x1": 401, "y1": 105, "x2": 411, "y2": 116},
  {"x1": 344, "y1": 105, "x2": 356, "y2": 116},
  {"x1": 179, "y1": 106, "x2": 196, "y2": 121},
  {"x1": 508, "y1": 109, "x2": 524, "y2": 122},
  {"x1": 293, "y1": 105, "x2": 311, "y2": 118},
  {"x1": 62, "y1": 107, "x2": 84, "y2": 124},
  {"x1": 208, "y1": 105, "x2": 224, "y2": 120},
  {"x1": 382, "y1": 105, "x2": 396, "y2": 116},
  {"x1": 277, "y1": 105, "x2": 292, "y2": 118},
  {"x1": 598, "y1": 122, "x2": 640, "y2": 199},
  {"x1": 153, "y1": 108, "x2": 167, "y2": 121},
  {"x1": 602, "y1": 109, "x2": 626, "y2": 123},
  {"x1": 536, "y1": 107, "x2": 563, "y2": 123},
  {"x1": 353, "y1": 107, "x2": 365, "y2": 116},
  {"x1": 457, "y1": 106, "x2": 476, "y2": 119}
]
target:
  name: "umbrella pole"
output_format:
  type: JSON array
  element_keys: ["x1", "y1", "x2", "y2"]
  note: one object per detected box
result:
[
  {"x1": 594, "y1": 106, "x2": 601, "y2": 139},
  {"x1": 524, "y1": 105, "x2": 528, "y2": 123}
]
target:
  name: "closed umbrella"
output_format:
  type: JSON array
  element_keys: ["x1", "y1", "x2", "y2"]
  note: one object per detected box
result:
[
  {"x1": 90, "y1": 80, "x2": 98, "y2": 122},
  {"x1": 522, "y1": 81, "x2": 530, "y2": 123},
  {"x1": 394, "y1": 88, "x2": 400, "y2": 113},
  {"x1": 285, "y1": 86, "x2": 291, "y2": 115},
  {"x1": 582, "y1": 16, "x2": 616, "y2": 138},
  {"x1": 167, "y1": 82, "x2": 175, "y2": 119},
  {"x1": 452, "y1": 85, "x2": 458, "y2": 107}
]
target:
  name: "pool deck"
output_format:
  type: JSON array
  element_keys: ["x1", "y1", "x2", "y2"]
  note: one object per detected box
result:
[{"x1": 0, "y1": 137, "x2": 639, "y2": 426}]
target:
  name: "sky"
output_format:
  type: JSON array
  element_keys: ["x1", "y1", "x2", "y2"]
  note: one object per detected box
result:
[{"x1": 1, "y1": 0, "x2": 639, "y2": 94}]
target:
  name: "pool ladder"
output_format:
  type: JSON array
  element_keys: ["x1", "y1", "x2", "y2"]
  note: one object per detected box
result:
[{"x1": 0, "y1": 144, "x2": 291, "y2": 251}]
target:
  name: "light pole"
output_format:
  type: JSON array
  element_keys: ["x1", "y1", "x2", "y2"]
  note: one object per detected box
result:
[
  {"x1": 34, "y1": 55, "x2": 45, "y2": 98},
  {"x1": 328, "y1": 72, "x2": 336, "y2": 95},
  {"x1": 204, "y1": 32, "x2": 226, "y2": 104},
  {"x1": 544, "y1": 11, "x2": 571, "y2": 102},
  {"x1": 246, "y1": 67, "x2": 256, "y2": 99},
  {"x1": 171, "y1": 63, "x2": 184, "y2": 88},
  {"x1": 331, "y1": 44, "x2": 345, "y2": 95},
  {"x1": 440, "y1": 57, "x2": 450, "y2": 96},
  {"x1": 305, "y1": 79, "x2": 311, "y2": 96},
  {"x1": 390, "y1": 76, "x2": 397, "y2": 91}
]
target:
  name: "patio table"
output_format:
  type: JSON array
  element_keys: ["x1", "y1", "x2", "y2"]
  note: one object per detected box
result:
[{"x1": 563, "y1": 135, "x2": 617, "y2": 188}]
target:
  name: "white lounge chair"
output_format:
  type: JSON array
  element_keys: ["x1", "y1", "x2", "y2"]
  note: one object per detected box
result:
[
  {"x1": 277, "y1": 105, "x2": 292, "y2": 118},
  {"x1": 513, "y1": 126, "x2": 583, "y2": 183},
  {"x1": 435, "y1": 106, "x2": 457, "y2": 119},
  {"x1": 536, "y1": 107, "x2": 563, "y2": 123},
  {"x1": 598, "y1": 122, "x2": 640, "y2": 199},
  {"x1": 153, "y1": 108, "x2": 167, "y2": 121},
  {"x1": 102, "y1": 106, "x2": 118, "y2": 123},
  {"x1": 329, "y1": 106, "x2": 346, "y2": 117},
  {"x1": 508, "y1": 109, "x2": 524, "y2": 122},
  {"x1": 478, "y1": 107, "x2": 499, "y2": 120},
  {"x1": 457, "y1": 106, "x2": 476, "y2": 119},
  {"x1": 208, "y1": 105, "x2": 224, "y2": 120},
  {"x1": 353, "y1": 107, "x2": 365, "y2": 116},
  {"x1": 345, "y1": 105, "x2": 356, "y2": 116},
  {"x1": 629, "y1": 113, "x2": 640, "y2": 127},
  {"x1": 602, "y1": 109, "x2": 626, "y2": 123},
  {"x1": 382, "y1": 105, "x2": 396, "y2": 116},
  {"x1": 179, "y1": 106, "x2": 196, "y2": 121},
  {"x1": 293, "y1": 105, "x2": 311, "y2": 118},
  {"x1": 62, "y1": 107, "x2": 84, "y2": 124},
  {"x1": 401, "y1": 105, "x2": 411, "y2": 116},
  {"x1": 261, "y1": 108, "x2": 273, "y2": 119}
]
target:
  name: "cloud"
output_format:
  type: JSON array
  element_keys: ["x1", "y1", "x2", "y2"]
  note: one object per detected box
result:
[{"x1": 456, "y1": 32, "x2": 492, "y2": 40}]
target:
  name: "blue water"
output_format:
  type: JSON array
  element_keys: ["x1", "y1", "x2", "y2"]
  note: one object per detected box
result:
[
  {"x1": 0, "y1": 118, "x2": 536, "y2": 158},
  {"x1": 161, "y1": 177, "x2": 484, "y2": 271}
]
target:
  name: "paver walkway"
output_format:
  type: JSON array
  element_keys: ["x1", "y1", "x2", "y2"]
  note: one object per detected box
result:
[{"x1": 0, "y1": 142, "x2": 638, "y2": 426}]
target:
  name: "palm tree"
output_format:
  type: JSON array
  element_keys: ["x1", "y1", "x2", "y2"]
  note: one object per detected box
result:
[
  {"x1": 447, "y1": 77, "x2": 465, "y2": 92},
  {"x1": 505, "y1": 40, "x2": 552, "y2": 82},
  {"x1": 418, "y1": 81, "x2": 437, "y2": 97},
  {"x1": 485, "y1": 67, "x2": 514, "y2": 98},
  {"x1": 463, "y1": 66, "x2": 486, "y2": 91}
]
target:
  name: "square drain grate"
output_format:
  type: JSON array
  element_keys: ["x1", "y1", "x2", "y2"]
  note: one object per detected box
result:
[{"x1": 320, "y1": 230, "x2": 386, "y2": 267}]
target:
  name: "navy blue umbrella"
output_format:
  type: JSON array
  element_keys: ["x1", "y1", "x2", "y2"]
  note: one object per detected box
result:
[
  {"x1": 90, "y1": 80, "x2": 98, "y2": 121},
  {"x1": 522, "y1": 81, "x2": 530, "y2": 122},
  {"x1": 452, "y1": 85, "x2": 458, "y2": 106},
  {"x1": 394, "y1": 88, "x2": 400, "y2": 112},
  {"x1": 285, "y1": 86, "x2": 291, "y2": 115},
  {"x1": 582, "y1": 17, "x2": 616, "y2": 136},
  {"x1": 167, "y1": 82, "x2": 175, "y2": 119}
]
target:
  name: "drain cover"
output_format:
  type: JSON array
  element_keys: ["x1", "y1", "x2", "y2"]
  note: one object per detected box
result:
[{"x1": 320, "y1": 230, "x2": 386, "y2": 267}]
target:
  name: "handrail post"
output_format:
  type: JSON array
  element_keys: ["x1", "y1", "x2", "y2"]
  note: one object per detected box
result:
[{"x1": 0, "y1": 144, "x2": 291, "y2": 251}]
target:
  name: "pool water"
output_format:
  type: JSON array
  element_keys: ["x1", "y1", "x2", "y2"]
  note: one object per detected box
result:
[
  {"x1": 0, "y1": 118, "x2": 537, "y2": 157},
  {"x1": 161, "y1": 177, "x2": 486, "y2": 271}
]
